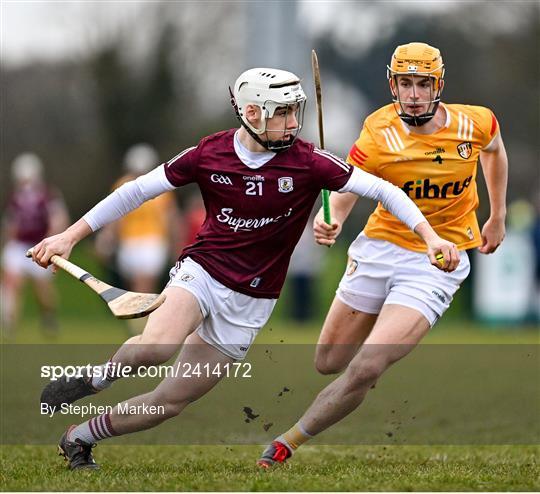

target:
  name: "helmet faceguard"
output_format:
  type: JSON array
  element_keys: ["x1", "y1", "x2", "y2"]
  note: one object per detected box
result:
[
  {"x1": 230, "y1": 68, "x2": 307, "y2": 151},
  {"x1": 387, "y1": 42, "x2": 445, "y2": 127}
]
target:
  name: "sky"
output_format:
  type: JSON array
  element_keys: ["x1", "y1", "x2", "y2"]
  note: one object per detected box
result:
[
  {"x1": 1, "y1": 1, "x2": 145, "y2": 66},
  {"x1": 2, "y1": 1, "x2": 533, "y2": 153},
  {"x1": 1, "y1": 1, "x2": 460, "y2": 67}
]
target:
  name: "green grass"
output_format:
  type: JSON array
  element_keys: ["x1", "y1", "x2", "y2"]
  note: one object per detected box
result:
[
  {"x1": 1, "y1": 445, "x2": 538, "y2": 491},
  {"x1": 5, "y1": 316, "x2": 539, "y2": 345},
  {"x1": 1, "y1": 319, "x2": 538, "y2": 490}
]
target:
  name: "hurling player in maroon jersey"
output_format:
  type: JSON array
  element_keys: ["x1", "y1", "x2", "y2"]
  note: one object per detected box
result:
[
  {"x1": 30, "y1": 67, "x2": 458, "y2": 470},
  {"x1": 1, "y1": 153, "x2": 69, "y2": 338}
]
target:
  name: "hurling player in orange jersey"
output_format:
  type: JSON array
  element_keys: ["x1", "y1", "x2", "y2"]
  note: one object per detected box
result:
[{"x1": 258, "y1": 42, "x2": 508, "y2": 467}]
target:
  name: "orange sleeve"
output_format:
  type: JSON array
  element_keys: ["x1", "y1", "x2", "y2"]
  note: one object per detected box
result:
[
  {"x1": 161, "y1": 191, "x2": 174, "y2": 207},
  {"x1": 477, "y1": 107, "x2": 499, "y2": 149},
  {"x1": 346, "y1": 123, "x2": 381, "y2": 177}
]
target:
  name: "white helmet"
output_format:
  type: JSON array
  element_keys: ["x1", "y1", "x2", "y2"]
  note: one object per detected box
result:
[
  {"x1": 231, "y1": 68, "x2": 307, "y2": 151},
  {"x1": 124, "y1": 143, "x2": 159, "y2": 174},
  {"x1": 11, "y1": 153, "x2": 43, "y2": 183}
]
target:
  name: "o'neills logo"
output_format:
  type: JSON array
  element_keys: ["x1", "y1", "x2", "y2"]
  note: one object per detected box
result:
[
  {"x1": 424, "y1": 147, "x2": 446, "y2": 156},
  {"x1": 216, "y1": 207, "x2": 292, "y2": 232},
  {"x1": 402, "y1": 176, "x2": 473, "y2": 199}
]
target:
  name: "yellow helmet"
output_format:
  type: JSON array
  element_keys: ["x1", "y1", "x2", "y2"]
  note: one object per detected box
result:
[{"x1": 387, "y1": 42, "x2": 445, "y2": 126}]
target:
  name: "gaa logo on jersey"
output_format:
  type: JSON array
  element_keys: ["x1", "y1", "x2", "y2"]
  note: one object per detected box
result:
[
  {"x1": 278, "y1": 177, "x2": 294, "y2": 193},
  {"x1": 211, "y1": 174, "x2": 233, "y2": 185},
  {"x1": 457, "y1": 141, "x2": 472, "y2": 160}
]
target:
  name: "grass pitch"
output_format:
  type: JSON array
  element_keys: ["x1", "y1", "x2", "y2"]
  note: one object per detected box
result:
[
  {"x1": 1, "y1": 445, "x2": 538, "y2": 491},
  {"x1": 1, "y1": 317, "x2": 538, "y2": 491}
]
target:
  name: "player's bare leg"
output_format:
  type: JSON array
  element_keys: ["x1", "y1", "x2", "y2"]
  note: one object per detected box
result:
[
  {"x1": 59, "y1": 333, "x2": 234, "y2": 469},
  {"x1": 315, "y1": 297, "x2": 377, "y2": 375},
  {"x1": 106, "y1": 332, "x2": 234, "y2": 434},
  {"x1": 41, "y1": 286, "x2": 203, "y2": 411},
  {"x1": 259, "y1": 304, "x2": 430, "y2": 467},
  {"x1": 110, "y1": 285, "x2": 203, "y2": 368},
  {"x1": 31, "y1": 277, "x2": 58, "y2": 333},
  {"x1": 302, "y1": 304, "x2": 430, "y2": 434},
  {"x1": 0, "y1": 271, "x2": 23, "y2": 337}
]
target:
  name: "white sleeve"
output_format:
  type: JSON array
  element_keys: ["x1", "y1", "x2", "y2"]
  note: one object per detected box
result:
[
  {"x1": 82, "y1": 165, "x2": 176, "y2": 232},
  {"x1": 339, "y1": 167, "x2": 426, "y2": 232}
]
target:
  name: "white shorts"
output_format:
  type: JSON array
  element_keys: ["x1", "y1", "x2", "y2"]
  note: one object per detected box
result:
[
  {"x1": 117, "y1": 238, "x2": 168, "y2": 278},
  {"x1": 1, "y1": 241, "x2": 52, "y2": 279},
  {"x1": 167, "y1": 257, "x2": 276, "y2": 360},
  {"x1": 337, "y1": 233, "x2": 470, "y2": 326}
]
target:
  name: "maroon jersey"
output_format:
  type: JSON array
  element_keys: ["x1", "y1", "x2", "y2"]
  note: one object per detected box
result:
[
  {"x1": 165, "y1": 129, "x2": 352, "y2": 298},
  {"x1": 5, "y1": 184, "x2": 60, "y2": 244}
]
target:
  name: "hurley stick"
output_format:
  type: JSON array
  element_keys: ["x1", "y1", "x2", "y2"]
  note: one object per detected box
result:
[
  {"x1": 26, "y1": 249, "x2": 166, "y2": 319},
  {"x1": 311, "y1": 49, "x2": 331, "y2": 225}
]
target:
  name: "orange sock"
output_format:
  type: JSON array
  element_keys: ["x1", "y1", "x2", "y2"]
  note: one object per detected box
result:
[{"x1": 278, "y1": 422, "x2": 313, "y2": 451}]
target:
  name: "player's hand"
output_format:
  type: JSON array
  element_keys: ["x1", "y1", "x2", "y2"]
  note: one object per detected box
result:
[
  {"x1": 478, "y1": 217, "x2": 505, "y2": 254},
  {"x1": 426, "y1": 237, "x2": 460, "y2": 272},
  {"x1": 313, "y1": 209, "x2": 342, "y2": 246},
  {"x1": 30, "y1": 232, "x2": 76, "y2": 273}
]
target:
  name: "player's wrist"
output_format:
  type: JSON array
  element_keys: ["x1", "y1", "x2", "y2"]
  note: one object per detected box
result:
[
  {"x1": 330, "y1": 206, "x2": 350, "y2": 225},
  {"x1": 488, "y1": 211, "x2": 506, "y2": 223},
  {"x1": 64, "y1": 219, "x2": 92, "y2": 246},
  {"x1": 414, "y1": 221, "x2": 438, "y2": 244}
]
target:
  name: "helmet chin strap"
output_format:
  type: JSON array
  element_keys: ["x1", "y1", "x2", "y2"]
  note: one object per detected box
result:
[
  {"x1": 237, "y1": 115, "x2": 273, "y2": 150},
  {"x1": 229, "y1": 87, "x2": 295, "y2": 152},
  {"x1": 399, "y1": 100, "x2": 440, "y2": 126},
  {"x1": 236, "y1": 115, "x2": 293, "y2": 152}
]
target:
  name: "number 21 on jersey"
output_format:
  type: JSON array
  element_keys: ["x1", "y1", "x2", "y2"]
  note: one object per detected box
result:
[{"x1": 245, "y1": 182, "x2": 263, "y2": 195}]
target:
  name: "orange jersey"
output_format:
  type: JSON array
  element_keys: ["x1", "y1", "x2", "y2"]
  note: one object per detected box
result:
[
  {"x1": 113, "y1": 174, "x2": 175, "y2": 241},
  {"x1": 347, "y1": 103, "x2": 499, "y2": 252}
]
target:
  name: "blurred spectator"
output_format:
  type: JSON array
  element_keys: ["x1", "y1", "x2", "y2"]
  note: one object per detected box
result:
[
  {"x1": 287, "y1": 218, "x2": 322, "y2": 322},
  {"x1": 1, "y1": 153, "x2": 69, "y2": 337},
  {"x1": 95, "y1": 144, "x2": 180, "y2": 333},
  {"x1": 181, "y1": 193, "x2": 206, "y2": 248}
]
